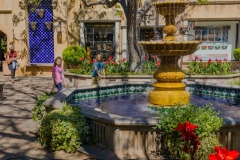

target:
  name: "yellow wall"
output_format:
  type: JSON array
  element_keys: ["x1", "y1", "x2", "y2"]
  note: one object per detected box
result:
[{"x1": 1, "y1": 0, "x2": 240, "y2": 76}]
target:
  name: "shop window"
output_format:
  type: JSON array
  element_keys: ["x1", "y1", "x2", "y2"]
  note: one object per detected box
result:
[
  {"x1": 85, "y1": 23, "x2": 115, "y2": 61},
  {"x1": 193, "y1": 26, "x2": 230, "y2": 50},
  {"x1": 140, "y1": 28, "x2": 163, "y2": 41}
]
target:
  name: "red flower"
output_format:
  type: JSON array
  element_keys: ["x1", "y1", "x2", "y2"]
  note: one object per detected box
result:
[
  {"x1": 144, "y1": 56, "x2": 149, "y2": 60},
  {"x1": 218, "y1": 60, "x2": 222, "y2": 63},
  {"x1": 208, "y1": 59, "x2": 212, "y2": 64},
  {"x1": 122, "y1": 58, "x2": 126, "y2": 62},
  {"x1": 195, "y1": 56, "x2": 199, "y2": 61},
  {"x1": 174, "y1": 121, "x2": 198, "y2": 140},
  {"x1": 199, "y1": 58, "x2": 202, "y2": 62},
  {"x1": 209, "y1": 146, "x2": 239, "y2": 160},
  {"x1": 113, "y1": 61, "x2": 117, "y2": 65},
  {"x1": 156, "y1": 60, "x2": 161, "y2": 66},
  {"x1": 215, "y1": 59, "x2": 218, "y2": 62},
  {"x1": 151, "y1": 55, "x2": 157, "y2": 59},
  {"x1": 108, "y1": 56, "x2": 113, "y2": 61},
  {"x1": 79, "y1": 57, "x2": 84, "y2": 61},
  {"x1": 90, "y1": 60, "x2": 93, "y2": 64},
  {"x1": 105, "y1": 61, "x2": 109, "y2": 65},
  {"x1": 224, "y1": 58, "x2": 227, "y2": 62},
  {"x1": 174, "y1": 121, "x2": 200, "y2": 154}
]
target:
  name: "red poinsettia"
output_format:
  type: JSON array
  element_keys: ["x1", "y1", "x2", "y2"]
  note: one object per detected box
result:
[
  {"x1": 174, "y1": 121, "x2": 198, "y2": 140},
  {"x1": 174, "y1": 121, "x2": 201, "y2": 158},
  {"x1": 209, "y1": 146, "x2": 239, "y2": 160}
]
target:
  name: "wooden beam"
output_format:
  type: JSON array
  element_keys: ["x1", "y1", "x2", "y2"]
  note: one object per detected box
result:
[{"x1": 0, "y1": 10, "x2": 12, "y2": 14}]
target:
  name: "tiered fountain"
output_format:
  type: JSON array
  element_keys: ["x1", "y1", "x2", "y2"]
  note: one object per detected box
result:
[{"x1": 139, "y1": 0, "x2": 201, "y2": 106}]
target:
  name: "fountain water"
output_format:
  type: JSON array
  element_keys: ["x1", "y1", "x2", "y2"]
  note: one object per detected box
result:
[{"x1": 139, "y1": 0, "x2": 201, "y2": 106}]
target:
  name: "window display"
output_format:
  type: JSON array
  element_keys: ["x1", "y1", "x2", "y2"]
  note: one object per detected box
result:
[
  {"x1": 85, "y1": 23, "x2": 115, "y2": 61},
  {"x1": 193, "y1": 26, "x2": 230, "y2": 50}
]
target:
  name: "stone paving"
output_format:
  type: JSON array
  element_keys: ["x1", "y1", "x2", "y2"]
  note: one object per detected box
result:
[{"x1": 0, "y1": 73, "x2": 92, "y2": 160}]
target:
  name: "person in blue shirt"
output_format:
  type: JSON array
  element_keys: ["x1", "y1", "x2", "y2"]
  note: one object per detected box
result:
[{"x1": 92, "y1": 54, "x2": 105, "y2": 84}]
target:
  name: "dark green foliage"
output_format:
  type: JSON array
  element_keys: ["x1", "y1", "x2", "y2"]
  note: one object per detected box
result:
[
  {"x1": 38, "y1": 103, "x2": 91, "y2": 153},
  {"x1": 234, "y1": 48, "x2": 240, "y2": 60},
  {"x1": 32, "y1": 91, "x2": 56, "y2": 122},
  {"x1": 155, "y1": 104, "x2": 224, "y2": 160},
  {"x1": 62, "y1": 46, "x2": 86, "y2": 66}
]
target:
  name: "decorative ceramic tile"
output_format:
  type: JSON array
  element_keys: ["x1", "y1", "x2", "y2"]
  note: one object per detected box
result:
[
  {"x1": 146, "y1": 86, "x2": 151, "y2": 92},
  {"x1": 206, "y1": 87, "x2": 213, "y2": 95},
  {"x1": 229, "y1": 90, "x2": 237, "y2": 98},
  {"x1": 28, "y1": 0, "x2": 54, "y2": 64},
  {"x1": 221, "y1": 89, "x2": 229, "y2": 97},
  {"x1": 137, "y1": 86, "x2": 143, "y2": 92}
]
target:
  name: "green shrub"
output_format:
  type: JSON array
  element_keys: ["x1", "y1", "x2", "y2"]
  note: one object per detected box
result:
[
  {"x1": 32, "y1": 91, "x2": 56, "y2": 122},
  {"x1": 62, "y1": 46, "x2": 86, "y2": 66},
  {"x1": 234, "y1": 48, "x2": 240, "y2": 60},
  {"x1": 155, "y1": 104, "x2": 224, "y2": 160},
  {"x1": 227, "y1": 78, "x2": 240, "y2": 86},
  {"x1": 38, "y1": 103, "x2": 91, "y2": 153}
]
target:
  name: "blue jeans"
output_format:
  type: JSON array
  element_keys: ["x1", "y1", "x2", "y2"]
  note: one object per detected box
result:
[{"x1": 55, "y1": 83, "x2": 62, "y2": 92}]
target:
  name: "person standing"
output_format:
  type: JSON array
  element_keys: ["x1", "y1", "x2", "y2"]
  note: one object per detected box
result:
[
  {"x1": 52, "y1": 56, "x2": 64, "y2": 92},
  {"x1": 4, "y1": 42, "x2": 19, "y2": 83},
  {"x1": 92, "y1": 54, "x2": 105, "y2": 85}
]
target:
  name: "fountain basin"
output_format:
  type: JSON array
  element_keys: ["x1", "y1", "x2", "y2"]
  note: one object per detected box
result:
[
  {"x1": 153, "y1": 1, "x2": 189, "y2": 16},
  {"x1": 43, "y1": 82, "x2": 240, "y2": 157},
  {"x1": 138, "y1": 41, "x2": 201, "y2": 56}
]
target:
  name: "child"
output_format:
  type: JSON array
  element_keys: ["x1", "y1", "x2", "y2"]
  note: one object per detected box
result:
[
  {"x1": 92, "y1": 54, "x2": 105, "y2": 85},
  {"x1": 52, "y1": 56, "x2": 64, "y2": 92}
]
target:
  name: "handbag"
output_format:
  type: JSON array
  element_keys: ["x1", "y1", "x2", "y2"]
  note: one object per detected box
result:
[{"x1": 7, "y1": 58, "x2": 12, "y2": 65}]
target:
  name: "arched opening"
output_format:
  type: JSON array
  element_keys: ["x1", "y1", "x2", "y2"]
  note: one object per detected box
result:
[{"x1": 0, "y1": 31, "x2": 7, "y2": 72}]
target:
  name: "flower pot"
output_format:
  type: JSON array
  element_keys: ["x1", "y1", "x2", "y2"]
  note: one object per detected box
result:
[
  {"x1": 29, "y1": 22, "x2": 37, "y2": 30},
  {"x1": 36, "y1": 9, "x2": 45, "y2": 18},
  {"x1": 45, "y1": 22, "x2": 53, "y2": 30},
  {"x1": 201, "y1": 46, "x2": 207, "y2": 50}
]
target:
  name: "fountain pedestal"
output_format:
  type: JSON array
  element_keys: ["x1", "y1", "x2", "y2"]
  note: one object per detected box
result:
[
  {"x1": 148, "y1": 56, "x2": 189, "y2": 106},
  {"x1": 139, "y1": 0, "x2": 201, "y2": 107}
]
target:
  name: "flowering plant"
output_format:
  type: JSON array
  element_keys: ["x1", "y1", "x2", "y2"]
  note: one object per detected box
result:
[
  {"x1": 188, "y1": 56, "x2": 231, "y2": 75},
  {"x1": 155, "y1": 104, "x2": 224, "y2": 160},
  {"x1": 143, "y1": 55, "x2": 160, "y2": 75},
  {"x1": 104, "y1": 57, "x2": 130, "y2": 75},
  {"x1": 174, "y1": 121, "x2": 201, "y2": 159},
  {"x1": 209, "y1": 146, "x2": 239, "y2": 160}
]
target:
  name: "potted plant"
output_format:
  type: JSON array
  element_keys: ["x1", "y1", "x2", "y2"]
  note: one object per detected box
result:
[
  {"x1": 234, "y1": 48, "x2": 240, "y2": 61},
  {"x1": 62, "y1": 46, "x2": 86, "y2": 69}
]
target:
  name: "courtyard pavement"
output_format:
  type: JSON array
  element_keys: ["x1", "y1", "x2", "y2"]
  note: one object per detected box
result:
[{"x1": 0, "y1": 73, "x2": 92, "y2": 160}]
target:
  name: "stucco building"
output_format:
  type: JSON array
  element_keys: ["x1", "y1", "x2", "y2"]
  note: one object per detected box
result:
[{"x1": 0, "y1": 0, "x2": 240, "y2": 76}]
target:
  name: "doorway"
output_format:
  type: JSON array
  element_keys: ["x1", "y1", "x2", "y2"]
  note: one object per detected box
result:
[{"x1": 0, "y1": 31, "x2": 7, "y2": 72}]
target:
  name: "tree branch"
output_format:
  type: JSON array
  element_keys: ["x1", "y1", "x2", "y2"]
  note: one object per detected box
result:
[
  {"x1": 81, "y1": 0, "x2": 119, "y2": 8},
  {"x1": 119, "y1": 0, "x2": 128, "y2": 15}
]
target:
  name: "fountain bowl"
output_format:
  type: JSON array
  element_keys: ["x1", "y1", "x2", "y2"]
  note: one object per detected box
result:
[
  {"x1": 138, "y1": 41, "x2": 201, "y2": 57},
  {"x1": 153, "y1": 1, "x2": 189, "y2": 16}
]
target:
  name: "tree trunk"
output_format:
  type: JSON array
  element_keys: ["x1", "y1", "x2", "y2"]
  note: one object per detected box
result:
[
  {"x1": 127, "y1": 0, "x2": 140, "y2": 72},
  {"x1": 134, "y1": 0, "x2": 153, "y2": 72}
]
